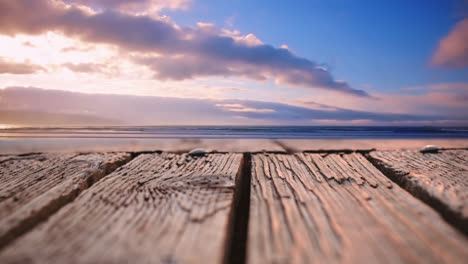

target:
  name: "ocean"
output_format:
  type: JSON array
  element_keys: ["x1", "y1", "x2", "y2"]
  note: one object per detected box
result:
[{"x1": 1, "y1": 126, "x2": 468, "y2": 139}]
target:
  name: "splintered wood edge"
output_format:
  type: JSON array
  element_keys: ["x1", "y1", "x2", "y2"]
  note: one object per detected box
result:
[{"x1": 367, "y1": 150, "x2": 468, "y2": 235}]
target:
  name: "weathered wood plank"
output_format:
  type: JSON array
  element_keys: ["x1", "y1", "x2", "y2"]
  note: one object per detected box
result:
[
  {"x1": 0, "y1": 153, "x2": 242, "y2": 264},
  {"x1": 248, "y1": 153, "x2": 468, "y2": 264},
  {"x1": 0, "y1": 152, "x2": 131, "y2": 249},
  {"x1": 369, "y1": 149, "x2": 468, "y2": 233}
]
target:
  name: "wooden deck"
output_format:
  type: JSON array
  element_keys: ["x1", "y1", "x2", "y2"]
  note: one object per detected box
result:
[{"x1": 0, "y1": 148, "x2": 467, "y2": 263}]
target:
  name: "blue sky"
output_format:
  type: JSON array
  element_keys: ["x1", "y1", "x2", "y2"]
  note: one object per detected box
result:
[
  {"x1": 0, "y1": 0, "x2": 467, "y2": 126},
  {"x1": 167, "y1": 0, "x2": 467, "y2": 93}
]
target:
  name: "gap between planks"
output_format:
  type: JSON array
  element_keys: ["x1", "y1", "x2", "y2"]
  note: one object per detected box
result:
[
  {"x1": 365, "y1": 151, "x2": 468, "y2": 236},
  {"x1": 223, "y1": 153, "x2": 251, "y2": 264}
]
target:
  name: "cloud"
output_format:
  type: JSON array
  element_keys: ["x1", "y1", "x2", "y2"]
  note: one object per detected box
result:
[
  {"x1": 60, "y1": 45, "x2": 94, "y2": 53},
  {"x1": 1, "y1": 87, "x2": 463, "y2": 126},
  {"x1": 230, "y1": 99, "x2": 444, "y2": 122},
  {"x1": 220, "y1": 30, "x2": 264, "y2": 46},
  {"x1": 0, "y1": 57, "x2": 45, "y2": 74},
  {"x1": 290, "y1": 82, "x2": 468, "y2": 120},
  {"x1": 62, "y1": 62, "x2": 119, "y2": 76},
  {"x1": 431, "y1": 18, "x2": 468, "y2": 69},
  {"x1": 215, "y1": 103, "x2": 276, "y2": 113},
  {"x1": 65, "y1": 0, "x2": 192, "y2": 14},
  {"x1": 0, "y1": 110, "x2": 119, "y2": 126},
  {"x1": 402, "y1": 82, "x2": 468, "y2": 93},
  {"x1": 22, "y1": 41, "x2": 35, "y2": 47},
  {"x1": 0, "y1": 0, "x2": 369, "y2": 97}
]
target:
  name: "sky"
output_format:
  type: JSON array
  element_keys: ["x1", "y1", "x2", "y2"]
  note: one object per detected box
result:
[{"x1": 0, "y1": 0, "x2": 467, "y2": 126}]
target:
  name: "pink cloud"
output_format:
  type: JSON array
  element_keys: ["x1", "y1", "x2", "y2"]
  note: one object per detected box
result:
[{"x1": 431, "y1": 18, "x2": 468, "y2": 69}]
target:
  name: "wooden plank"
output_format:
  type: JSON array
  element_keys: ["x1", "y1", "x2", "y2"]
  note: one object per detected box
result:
[
  {"x1": 0, "y1": 152, "x2": 131, "y2": 249},
  {"x1": 0, "y1": 153, "x2": 242, "y2": 264},
  {"x1": 248, "y1": 153, "x2": 468, "y2": 264},
  {"x1": 369, "y1": 149, "x2": 468, "y2": 233}
]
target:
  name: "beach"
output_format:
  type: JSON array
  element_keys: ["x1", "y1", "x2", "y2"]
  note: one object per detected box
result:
[{"x1": 1, "y1": 137, "x2": 468, "y2": 154}]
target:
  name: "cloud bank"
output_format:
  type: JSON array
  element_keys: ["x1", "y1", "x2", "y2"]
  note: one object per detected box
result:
[
  {"x1": 288, "y1": 82, "x2": 468, "y2": 123},
  {"x1": 432, "y1": 18, "x2": 468, "y2": 69},
  {"x1": 1, "y1": 87, "x2": 462, "y2": 126},
  {"x1": 0, "y1": 0, "x2": 369, "y2": 96}
]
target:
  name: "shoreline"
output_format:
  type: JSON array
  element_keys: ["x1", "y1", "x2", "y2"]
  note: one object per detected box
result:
[{"x1": 1, "y1": 138, "x2": 467, "y2": 154}]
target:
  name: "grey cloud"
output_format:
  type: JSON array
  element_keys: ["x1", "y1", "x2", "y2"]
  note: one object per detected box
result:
[
  {"x1": 0, "y1": 0, "x2": 369, "y2": 97},
  {"x1": 62, "y1": 62, "x2": 104, "y2": 73},
  {"x1": 224, "y1": 100, "x2": 442, "y2": 122},
  {"x1": 137, "y1": 55, "x2": 268, "y2": 81},
  {"x1": 0, "y1": 58, "x2": 45, "y2": 74},
  {"x1": 0, "y1": 87, "x2": 461, "y2": 126},
  {"x1": 61, "y1": 62, "x2": 118, "y2": 76}
]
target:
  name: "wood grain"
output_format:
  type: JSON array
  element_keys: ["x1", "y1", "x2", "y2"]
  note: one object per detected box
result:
[
  {"x1": 0, "y1": 152, "x2": 131, "y2": 249},
  {"x1": 0, "y1": 153, "x2": 242, "y2": 264},
  {"x1": 369, "y1": 149, "x2": 468, "y2": 233},
  {"x1": 248, "y1": 153, "x2": 468, "y2": 264}
]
